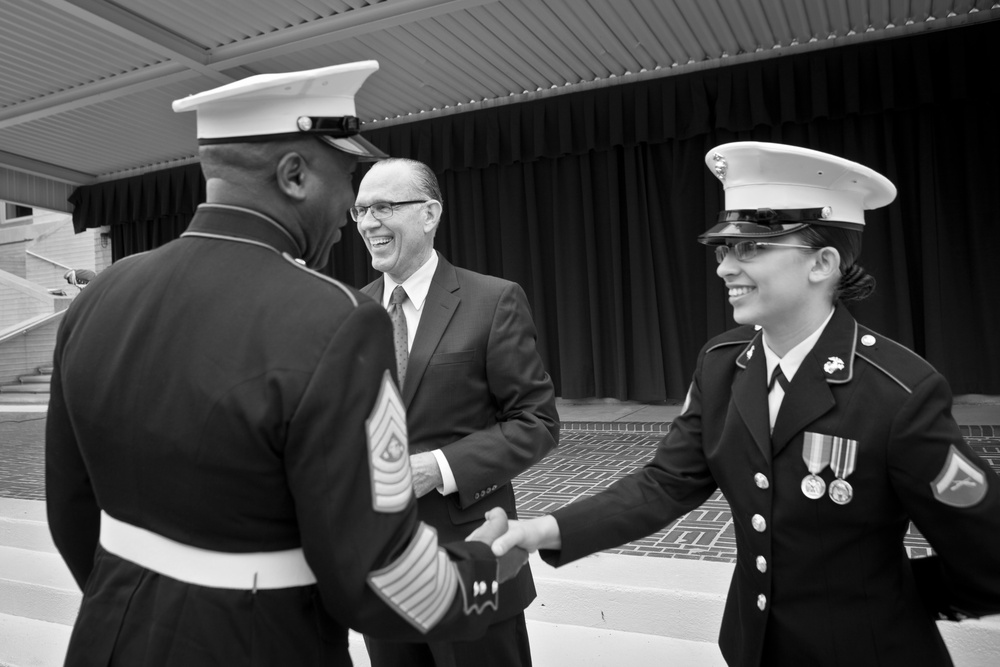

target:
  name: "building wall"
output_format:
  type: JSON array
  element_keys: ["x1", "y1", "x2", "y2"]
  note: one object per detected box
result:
[
  {"x1": 0, "y1": 317, "x2": 62, "y2": 384},
  {"x1": 1, "y1": 203, "x2": 96, "y2": 386}
]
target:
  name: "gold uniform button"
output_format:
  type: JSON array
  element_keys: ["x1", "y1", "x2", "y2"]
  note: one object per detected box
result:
[
  {"x1": 492, "y1": 581, "x2": 499, "y2": 594},
  {"x1": 754, "y1": 473, "x2": 769, "y2": 489},
  {"x1": 756, "y1": 556, "x2": 767, "y2": 573},
  {"x1": 751, "y1": 514, "x2": 766, "y2": 532},
  {"x1": 861, "y1": 334, "x2": 876, "y2": 347},
  {"x1": 757, "y1": 594, "x2": 767, "y2": 610}
]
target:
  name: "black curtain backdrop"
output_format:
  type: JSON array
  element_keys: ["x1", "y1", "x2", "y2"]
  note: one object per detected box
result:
[{"x1": 70, "y1": 20, "x2": 1000, "y2": 400}]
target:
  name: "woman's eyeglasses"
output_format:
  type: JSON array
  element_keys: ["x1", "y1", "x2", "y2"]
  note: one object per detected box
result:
[{"x1": 714, "y1": 241, "x2": 815, "y2": 264}]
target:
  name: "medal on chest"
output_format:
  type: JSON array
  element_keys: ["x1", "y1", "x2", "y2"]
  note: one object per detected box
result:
[
  {"x1": 828, "y1": 437, "x2": 859, "y2": 505},
  {"x1": 801, "y1": 432, "x2": 832, "y2": 499}
]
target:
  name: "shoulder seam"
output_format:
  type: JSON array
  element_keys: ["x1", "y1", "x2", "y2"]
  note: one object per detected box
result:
[
  {"x1": 706, "y1": 338, "x2": 753, "y2": 354},
  {"x1": 281, "y1": 253, "x2": 358, "y2": 307},
  {"x1": 856, "y1": 351, "x2": 913, "y2": 394}
]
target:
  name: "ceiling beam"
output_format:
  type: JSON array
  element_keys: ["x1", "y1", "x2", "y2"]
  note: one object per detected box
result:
[
  {"x1": 0, "y1": 64, "x2": 199, "y2": 130},
  {"x1": 0, "y1": 150, "x2": 96, "y2": 185},
  {"x1": 39, "y1": 0, "x2": 250, "y2": 83},
  {"x1": 3, "y1": 0, "x2": 496, "y2": 131},
  {"x1": 207, "y1": 0, "x2": 500, "y2": 68}
]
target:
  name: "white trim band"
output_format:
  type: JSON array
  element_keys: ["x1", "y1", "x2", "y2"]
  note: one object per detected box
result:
[{"x1": 99, "y1": 511, "x2": 317, "y2": 590}]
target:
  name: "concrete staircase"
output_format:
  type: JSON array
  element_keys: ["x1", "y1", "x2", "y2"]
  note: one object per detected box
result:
[
  {"x1": 0, "y1": 499, "x2": 77, "y2": 667},
  {"x1": 1, "y1": 497, "x2": 998, "y2": 666},
  {"x1": 0, "y1": 368, "x2": 52, "y2": 406}
]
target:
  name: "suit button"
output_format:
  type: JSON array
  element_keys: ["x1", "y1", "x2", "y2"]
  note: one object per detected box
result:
[
  {"x1": 754, "y1": 473, "x2": 769, "y2": 489},
  {"x1": 474, "y1": 492, "x2": 481, "y2": 500},
  {"x1": 492, "y1": 580, "x2": 499, "y2": 594},
  {"x1": 756, "y1": 556, "x2": 767, "y2": 573},
  {"x1": 751, "y1": 514, "x2": 766, "y2": 532},
  {"x1": 757, "y1": 594, "x2": 767, "y2": 610}
]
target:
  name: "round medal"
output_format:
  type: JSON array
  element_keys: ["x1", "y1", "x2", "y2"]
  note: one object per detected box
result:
[
  {"x1": 801, "y1": 474, "x2": 826, "y2": 499},
  {"x1": 828, "y1": 478, "x2": 854, "y2": 505}
]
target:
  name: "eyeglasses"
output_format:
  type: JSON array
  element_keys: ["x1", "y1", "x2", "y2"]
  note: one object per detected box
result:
[
  {"x1": 714, "y1": 241, "x2": 815, "y2": 264},
  {"x1": 350, "y1": 200, "x2": 428, "y2": 222}
]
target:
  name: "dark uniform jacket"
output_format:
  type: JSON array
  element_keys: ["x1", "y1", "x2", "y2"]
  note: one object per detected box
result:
[
  {"x1": 542, "y1": 304, "x2": 1000, "y2": 666},
  {"x1": 46, "y1": 205, "x2": 507, "y2": 667},
  {"x1": 362, "y1": 254, "x2": 559, "y2": 622}
]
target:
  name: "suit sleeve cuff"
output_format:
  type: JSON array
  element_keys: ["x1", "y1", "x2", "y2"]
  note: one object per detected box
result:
[{"x1": 432, "y1": 448, "x2": 458, "y2": 496}]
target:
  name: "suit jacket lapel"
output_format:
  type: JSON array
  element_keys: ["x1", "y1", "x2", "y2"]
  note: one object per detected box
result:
[
  {"x1": 770, "y1": 305, "x2": 856, "y2": 455},
  {"x1": 402, "y1": 254, "x2": 460, "y2": 407},
  {"x1": 360, "y1": 276, "x2": 384, "y2": 304},
  {"x1": 731, "y1": 332, "x2": 772, "y2": 460}
]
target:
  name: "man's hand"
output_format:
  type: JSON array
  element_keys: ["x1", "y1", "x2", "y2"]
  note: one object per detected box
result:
[
  {"x1": 466, "y1": 508, "x2": 529, "y2": 583},
  {"x1": 491, "y1": 515, "x2": 562, "y2": 556},
  {"x1": 409, "y1": 452, "x2": 443, "y2": 498}
]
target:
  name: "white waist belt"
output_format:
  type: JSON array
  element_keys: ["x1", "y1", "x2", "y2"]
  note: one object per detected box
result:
[{"x1": 99, "y1": 511, "x2": 317, "y2": 590}]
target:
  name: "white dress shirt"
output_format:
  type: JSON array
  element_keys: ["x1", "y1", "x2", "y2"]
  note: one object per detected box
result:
[
  {"x1": 762, "y1": 308, "x2": 836, "y2": 431},
  {"x1": 381, "y1": 251, "x2": 458, "y2": 495}
]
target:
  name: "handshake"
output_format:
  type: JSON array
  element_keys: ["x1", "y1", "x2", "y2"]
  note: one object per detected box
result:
[{"x1": 464, "y1": 507, "x2": 562, "y2": 583}]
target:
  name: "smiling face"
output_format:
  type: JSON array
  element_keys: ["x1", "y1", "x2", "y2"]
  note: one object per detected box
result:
[
  {"x1": 715, "y1": 234, "x2": 824, "y2": 334},
  {"x1": 355, "y1": 161, "x2": 440, "y2": 284}
]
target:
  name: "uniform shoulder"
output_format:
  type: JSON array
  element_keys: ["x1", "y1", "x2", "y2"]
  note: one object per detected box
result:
[
  {"x1": 704, "y1": 325, "x2": 758, "y2": 355},
  {"x1": 280, "y1": 253, "x2": 362, "y2": 308},
  {"x1": 855, "y1": 326, "x2": 937, "y2": 393}
]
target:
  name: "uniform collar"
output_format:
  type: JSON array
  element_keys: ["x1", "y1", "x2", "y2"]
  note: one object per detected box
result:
[
  {"x1": 807, "y1": 302, "x2": 858, "y2": 384},
  {"x1": 735, "y1": 304, "x2": 855, "y2": 384},
  {"x1": 762, "y1": 307, "x2": 836, "y2": 383},
  {"x1": 184, "y1": 204, "x2": 303, "y2": 258}
]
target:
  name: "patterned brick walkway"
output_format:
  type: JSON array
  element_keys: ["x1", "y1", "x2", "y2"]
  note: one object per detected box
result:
[{"x1": 4, "y1": 414, "x2": 999, "y2": 563}]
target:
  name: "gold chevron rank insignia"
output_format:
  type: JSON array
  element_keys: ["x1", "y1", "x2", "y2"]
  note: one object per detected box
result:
[
  {"x1": 368, "y1": 522, "x2": 457, "y2": 632},
  {"x1": 931, "y1": 444, "x2": 988, "y2": 508},
  {"x1": 367, "y1": 370, "x2": 412, "y2": 513}
]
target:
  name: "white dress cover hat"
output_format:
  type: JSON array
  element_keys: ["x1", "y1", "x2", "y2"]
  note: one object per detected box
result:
[
  {"x1": 173, "y1": 60, "x2": 387, "y2": 160},
  {"x1": 699, "y1": 142, "x2": 896, "y2": 244}
]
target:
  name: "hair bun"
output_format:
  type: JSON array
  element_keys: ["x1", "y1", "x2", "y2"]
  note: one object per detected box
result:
[{"x1": 838, "y1": 264, "x2": 876, "y2": 302}]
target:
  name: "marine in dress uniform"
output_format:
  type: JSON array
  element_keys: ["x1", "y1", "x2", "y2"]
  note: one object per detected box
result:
[
  {"x1": 493, "y1": 142, "x2": 1000, "y2": 666},
  {"x1": 45, "y1": 62, "x2": 525, "y2": 667},
  {"x1": 355, "y1": 159, "x2": 559, "y2": 666}
]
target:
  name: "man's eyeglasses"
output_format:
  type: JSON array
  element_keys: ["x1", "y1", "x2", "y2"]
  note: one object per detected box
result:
[
  {"x1": 714, "y1": 241, "x2": 815, "y2": 264},
  {"x1": 350, "y1": 200, "x2": 428, "y2": 222}
]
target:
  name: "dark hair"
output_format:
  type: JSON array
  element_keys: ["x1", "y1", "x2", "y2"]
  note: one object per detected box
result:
[{"x1": 796, "y1": 226, "x2": 876, "y2": 302}]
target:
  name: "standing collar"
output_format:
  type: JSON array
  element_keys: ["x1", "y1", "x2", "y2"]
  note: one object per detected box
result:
[
  {"x1": 382, "y1": 251, "x2": 438, "y2": 311},
  {"x1": 183, "y1": 204, "x2": 302, "y2": 258},
  {"x1": 762, "y1": 307, "x2": 836, "y2": 383}
]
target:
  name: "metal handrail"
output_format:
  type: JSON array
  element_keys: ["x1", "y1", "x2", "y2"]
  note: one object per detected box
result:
[
  {"x1": 0, "y1": 310, "x2": 65, "y2": 346},
  {"x1": 25, "y1": 250, "x2": 74, "y2": 272}
]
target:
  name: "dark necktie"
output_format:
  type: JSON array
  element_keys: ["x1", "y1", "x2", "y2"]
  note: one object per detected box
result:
[
  {"x1": 769, "y1": 365, "x2": 790, "y2": 392},
  {"x1": 388, "y1": 285, "x2": 409, "y2": 387},
  {"x1": 768, "y1": 365, "x2": 789, "y2": 430}
]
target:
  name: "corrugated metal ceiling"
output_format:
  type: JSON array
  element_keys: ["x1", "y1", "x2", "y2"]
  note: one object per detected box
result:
[{"x1": 1, "y1": 0, "x2": 997, "y2": 210}]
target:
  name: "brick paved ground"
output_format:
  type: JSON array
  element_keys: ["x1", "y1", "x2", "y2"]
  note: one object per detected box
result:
[{"x1": 4, "y1": 414, "x2": 998, "y2": 563}]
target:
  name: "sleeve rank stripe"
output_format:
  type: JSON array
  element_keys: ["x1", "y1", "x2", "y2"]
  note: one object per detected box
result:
[{"x1": 368, "y1": 522, "x2": 458, "y2": 632}]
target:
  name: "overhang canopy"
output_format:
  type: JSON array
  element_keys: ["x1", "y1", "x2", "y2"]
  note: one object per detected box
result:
[{"x1": 2, "y1": 0, "x2": 997, "y2": 212}]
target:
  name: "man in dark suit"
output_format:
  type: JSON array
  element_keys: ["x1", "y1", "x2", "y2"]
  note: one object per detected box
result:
[
  {"x1": 356, "y1": 158, "x2": 559, "y2": 666},
  {"x1": 46, "y1": 62, "x2": 525, "y2": 667}
]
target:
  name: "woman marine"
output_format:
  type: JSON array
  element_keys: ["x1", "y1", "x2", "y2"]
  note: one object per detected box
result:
[{"x1": 493, "y1": 142, "x2": 1000, "y2": 666}]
